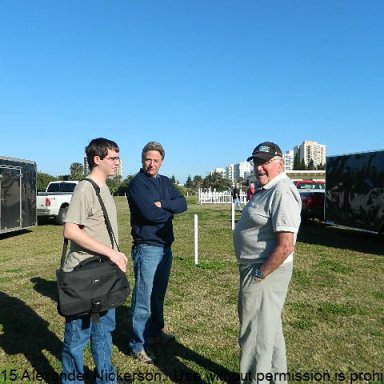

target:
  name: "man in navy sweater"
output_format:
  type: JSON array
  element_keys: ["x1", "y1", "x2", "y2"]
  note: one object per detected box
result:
[{"x1": 127, "y1": 141, "x2": 187, "y2": 364}]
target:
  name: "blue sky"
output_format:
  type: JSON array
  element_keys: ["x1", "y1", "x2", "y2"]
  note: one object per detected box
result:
[{"x1": 1, "y1": 0, "x2": 383, "y2": 182}]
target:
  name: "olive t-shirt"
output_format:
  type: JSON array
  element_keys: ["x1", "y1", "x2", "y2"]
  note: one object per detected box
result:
[{"x1": 62, "y1": 179, "x2": 118, "y2": 272}]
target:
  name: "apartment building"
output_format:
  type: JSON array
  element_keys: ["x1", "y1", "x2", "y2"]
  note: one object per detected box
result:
[
  {"x1": 283, "y1": 150, "x2": 294, "y2": 171},
  {"x1": 295, "y1": 141, "x2": 326, "y2": 168},
  {"x1": 212, "y1": 167, "x2": 226, "y2": 179},
  {"x1": 210, "y1": 140, "x2": 325, "y2": 183}
]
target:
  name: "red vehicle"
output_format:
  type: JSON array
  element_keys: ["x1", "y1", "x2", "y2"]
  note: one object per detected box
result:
[{"x1": 293, "y1": 180, "x2": 325, "y2": 220}]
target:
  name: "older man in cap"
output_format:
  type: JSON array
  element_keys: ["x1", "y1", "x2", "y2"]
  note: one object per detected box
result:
[{"x1": 233, "y1": 141, "x2": 301, "y2": 384}]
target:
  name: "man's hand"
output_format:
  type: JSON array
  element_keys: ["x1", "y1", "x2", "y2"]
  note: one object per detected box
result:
[
  {"x1": 109, "y1": 250, "x2": 128, "y2": 272},
  {"x1": 154, "y1": 201, "x2": 162, "y2": 208}
]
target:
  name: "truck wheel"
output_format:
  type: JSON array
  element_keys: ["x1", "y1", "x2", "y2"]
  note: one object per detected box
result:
[{"x1": 56, "y1": 206, "x2": 68, "y2": 225}]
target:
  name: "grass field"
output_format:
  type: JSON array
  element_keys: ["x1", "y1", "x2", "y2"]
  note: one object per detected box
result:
[{"x1": 0, "y1": 197, "x2": 383, "y2": 383}]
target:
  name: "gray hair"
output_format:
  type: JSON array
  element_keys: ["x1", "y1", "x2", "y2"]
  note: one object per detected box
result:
[{"x1": 141, "y1": 141, "x2": 165, "y2": 160}]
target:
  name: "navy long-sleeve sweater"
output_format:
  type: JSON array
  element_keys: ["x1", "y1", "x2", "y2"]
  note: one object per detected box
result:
[{"x1": 127, "y1": 169, "x2": 187, "y2": 247}]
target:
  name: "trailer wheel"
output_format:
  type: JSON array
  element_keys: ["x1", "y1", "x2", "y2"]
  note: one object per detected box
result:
[{"x1": 56, "y1": 206, "x2": 68, "y2": 225}]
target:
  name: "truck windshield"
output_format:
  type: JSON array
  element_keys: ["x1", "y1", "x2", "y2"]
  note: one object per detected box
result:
[
  {"x1": 47, "y1": 182, "x2": 77, "y2": 192},
  {"x1": 61, "y1": 183, "x2": 77, "y2": 192}
]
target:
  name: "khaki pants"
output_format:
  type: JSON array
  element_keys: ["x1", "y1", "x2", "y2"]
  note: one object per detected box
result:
[{"x1": 238, "y1": 262, "x2": 293, "y2": 384}]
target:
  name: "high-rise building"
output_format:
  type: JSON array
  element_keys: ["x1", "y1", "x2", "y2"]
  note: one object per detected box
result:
[
  {"x1": 226, "y1": 164, "x2": 235, "y2": 183},
  {"x1": 113, "y1": 158, "x2": 123, "y2": 179},
  {"x1": 212, "y1": 167, "x2": 226, "y2": 179},
  {"x1": 235, "y1": 161, "x2": 253, "y2": 180},
  {"x1": 215, "y1": 162, "x2": 252, "y2": 184},
  {"x1": 208, "y1": 141, "x2": 326, "y2": 182},
  {"x1": 283, "y1": 150, "x2": 294, "y2": 171},
  {"x1": 295, "y1": 141, "x2": 326, "y2": 168}
]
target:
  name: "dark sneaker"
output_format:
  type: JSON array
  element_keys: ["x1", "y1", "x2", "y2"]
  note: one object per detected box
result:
[
  {"x1": 131, "y1": 349, "x2": 156, "y2": 364},
  {"x1": 147, "y1": 332, "x2": 176, "y2": 345}
]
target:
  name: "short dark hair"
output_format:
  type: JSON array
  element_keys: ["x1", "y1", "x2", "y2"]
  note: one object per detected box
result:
[{"x1": 85, "y1": 137, "x2": 119, "y2": 170}]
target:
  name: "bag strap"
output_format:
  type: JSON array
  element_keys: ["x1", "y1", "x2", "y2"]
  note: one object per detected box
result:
[
  {"x1": 83, "y1": 178, "x2": 120, "y2": 252},
  {"x1": 59, "y1": 178, "x2": 119, "y2": 268},
  {"x1": 60, "y1": 239, "x2": 69, "y2": 268}
]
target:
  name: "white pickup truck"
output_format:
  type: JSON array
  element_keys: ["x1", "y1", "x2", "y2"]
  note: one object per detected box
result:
[{"x1": 37, "y1": 181, "x2": 78, "y2": 225}]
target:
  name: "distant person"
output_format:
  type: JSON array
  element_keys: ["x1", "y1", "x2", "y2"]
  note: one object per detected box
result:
[
  {"x1": 127, "y1": 141, "x2": 187, "y2": 364},
  {"x1": 61, "y1": 138, "x2": 128, "y2": 384},
  {"x1": 233, "y1": 141, "x2": 301, "y2": 384},
  {"x1": 232, "y1": 184, "x2": 242, "y2": 211},
  {"x1": 246, "y1": 182, "x2": 255, "y2": 201}
]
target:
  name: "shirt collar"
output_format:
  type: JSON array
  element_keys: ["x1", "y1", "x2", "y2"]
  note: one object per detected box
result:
[
  {"x1": 140, "y1": 168, "x2": 160, "y2": 178},
  {"x1": 257, "y1": 172, "x2": 288, "y2": 191}
]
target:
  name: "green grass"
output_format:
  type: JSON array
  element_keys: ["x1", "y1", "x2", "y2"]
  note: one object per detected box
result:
[{"x1": 0, "y1": 197, "x2": 383, "y2": 383}]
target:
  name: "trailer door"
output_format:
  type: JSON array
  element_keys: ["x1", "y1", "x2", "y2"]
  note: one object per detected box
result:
[{"x1": 0, "y1": 167, "x2": 22, "y2": 232}]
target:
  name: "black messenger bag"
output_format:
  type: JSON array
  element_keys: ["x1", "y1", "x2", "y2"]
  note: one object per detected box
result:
[{"x1": 56, "y1": 178, "x2": 129, "y2": 321}]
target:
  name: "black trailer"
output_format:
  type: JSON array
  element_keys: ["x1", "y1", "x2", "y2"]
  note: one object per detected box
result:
[
  {"x1": 325, "y1": 150, "x2": 384, "y2": 234},
  {"x1": 0, "y1": 156, "x2": 37, "y2": 235}
]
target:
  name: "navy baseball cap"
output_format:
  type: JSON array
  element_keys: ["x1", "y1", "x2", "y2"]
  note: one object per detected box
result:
[{"x1": 247, "y1": 142, "x2": 283, "y2": 162}]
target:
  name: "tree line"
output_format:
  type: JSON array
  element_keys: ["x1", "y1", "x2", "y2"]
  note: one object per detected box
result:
[
  {"x1": 37, "y1": 158, "x2": 325, "y2": 195},
  {"x1": 37, "y1": 169, "x2": 237, "y2": 196}
]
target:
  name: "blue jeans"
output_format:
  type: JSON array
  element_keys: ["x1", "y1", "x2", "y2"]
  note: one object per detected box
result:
[
  {"x1": 129, "y1": 244, "x2": 173, "y2": 354},
  {"x1": 234, "y1": 198, "x2": 242, "y2": 211},
  {"x1": 62, "y1": 309, "x2": 116, "y2": 384}
]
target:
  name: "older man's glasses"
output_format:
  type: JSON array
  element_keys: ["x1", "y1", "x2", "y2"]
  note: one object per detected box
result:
[{"x1": 250, "y1": 157, "x2": 281, "y2": 167}]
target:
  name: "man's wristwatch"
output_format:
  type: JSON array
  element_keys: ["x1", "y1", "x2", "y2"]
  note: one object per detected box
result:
[{"x1": 254, "y1": 268, "x2": 264, "y2": 280}]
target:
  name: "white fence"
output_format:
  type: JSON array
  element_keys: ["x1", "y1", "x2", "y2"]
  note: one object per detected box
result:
[{"x1": 198, "y1": 188, "x2": 247, "y2": 204}]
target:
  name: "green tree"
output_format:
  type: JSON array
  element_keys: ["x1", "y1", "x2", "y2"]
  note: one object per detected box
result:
[
  {"x1": 317, "y1": 162, "x2": 326, "y2": 170},
  {"x1": 193, "y1": 175, "x2": 203, "y2": 189},
  {"x1": 203, "y1": 172, "x2": 231, "y2": 191},
  {"x1": 116, "y1": 175, "x2": 136, "y2": 196},
  {"x1": 175, "y1": 184, "x2": 188, "y2": 196},
  {"x1": 307, "y1": 159, "x2": 315, "y2": 170},
  {"x1": 106, "y1": 178, "x2": 120, "y2": 195},
  {"x1": 57, "y1": 174, "x2": 70, "y2": 181},
  {"x1": 70, "y1": 162, "x2": 84, "y2": 180},
  {"x1": 36, "y1": 172, "x2": 57, "y2": 192},
  {"x1": 237, "y1": 176, "x2": 245, "y2": 187},
  {"x1": 185, "y1": 176, "x2": 194, "y2": 189}
]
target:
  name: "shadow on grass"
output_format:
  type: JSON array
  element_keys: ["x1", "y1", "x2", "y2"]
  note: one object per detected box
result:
[
  {"x1": 114, "y1": 306, "x2": 238, "y2": 384},
  {"x1": 30, "y1": 277, "x2": 98, "y2": 383},
  {"x1": 114, "y1": 304, "x2": 131, "y2": 355},
  {"x1": 298, "y1": 221, "x2": 384, "y2": 256},
  {"x1": 0, "y1": 228, "x2": 32, "y2": 239},
  {"x1": 31, "y1": 277, "x2": 58, "y2": 302},
  {"x1": 0, "y1": 291, "x2": 62, "y2": 384},
  {"x1": 30, "y1": 278, "x2": 134, "y2": 355},
  {"x1": 31, "y1": 280, "x2": 239, "y2": 383},
  {"x1": 151, "y1": 341, "x2": 239, "y2": 384}
]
